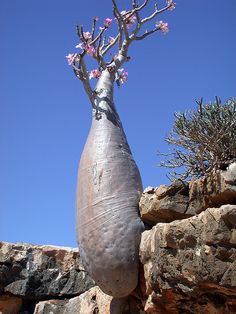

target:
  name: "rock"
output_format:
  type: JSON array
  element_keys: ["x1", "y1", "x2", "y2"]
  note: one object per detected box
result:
[
  {"x1": 143, "y1": 288, "x2": 236, "y2": 314},
  {"x1": 0, "y1": 242, "x2": 94, "y2": 298},
  {"x1": 0, "y1": 295, "x2": 22, "y2": 314},
  {"x1": 140, "y1": 204, "x2": 236, "y2": 313},
  {"x1": 224, "y1": 163, "x2": 236, "y2": 184},
  {"x1": 143, "y1": 186, "x2": 155, "y2": 194},
  {"x1": 33, "y1": 286, "x2": 113, "y2": 314},
  {"x1": 187, "y1": 162, "x2": 236, "y2": 215},
  {"x1": 33, "y1": 286, "x2": 142, "y2": 314},
  {"x1": 140, "y1": 163, "x2": 236, "y2": 225},
  {"x1": 139, "y1": 181, "x2": 191, "y2": 225}
]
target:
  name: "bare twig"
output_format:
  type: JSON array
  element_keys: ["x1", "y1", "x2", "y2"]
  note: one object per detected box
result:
[
  {"x1": 112, "y1": 0, "x2": 130, "y2": 41},
  {"x1": 76, "y1": 24, "x2": 81, "y2": 37},
  {"x1": 102, "y1": 34, "x2": 120, "y2": 56},
  {"x1": 141, "y1": 3, "x2": 170, "y2": 24},
  {"x1": 133, "y1": 27, "x2": 159, "y2": 40},
  {"x1": 91, "y1": 18, "x2": 97, "y2": 41}
]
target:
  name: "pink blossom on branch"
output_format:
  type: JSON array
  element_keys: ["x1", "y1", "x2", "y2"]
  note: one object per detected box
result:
[
  {"x1": 75, "y1": 42, "x2": 95, "y2": 56},
  {"x1": 167, "y1": 0, "x2": 176, "y2": 11},
  {"x1": 156, "y1": 20, "x2": 169, "y2": 34},
  {"x1": 104, "y1": 18, "x2": 112, "y2": 28},
  {"x1": 85, "y1": 44, "x2": 95, "y2": 56},
  {"x1": 83, "y1": 31, "x2": 92, "y2": 41},
  {"x1": 89, "y1": 69, "x2": 101, "y2": 80},
  {"x1": 69, "y1": 1, "x2": 175, "y2": 87},
  {"x1": 76, "y1": 43, "x2": 84, "y2": 49},
  {"x1": 66, "y1": 53, "x2": 78, "y2": 65},
  {"x1": 118, "y1": 68, "x2": 128, "y2": 84}
]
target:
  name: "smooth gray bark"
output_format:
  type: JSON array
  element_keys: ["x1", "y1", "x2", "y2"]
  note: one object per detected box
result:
[{"x1": 76, "y1": 70, "x2": 144, "y2": 297}]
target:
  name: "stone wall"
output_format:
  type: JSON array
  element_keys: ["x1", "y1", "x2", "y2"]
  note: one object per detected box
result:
[{"x1": 1, "y1": 164, "x2": 236, "y2": 313}]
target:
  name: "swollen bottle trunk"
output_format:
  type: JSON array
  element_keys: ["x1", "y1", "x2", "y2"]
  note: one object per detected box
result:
[{"x1": 76, "y1": 70, "x2": 144, "y2": 297}]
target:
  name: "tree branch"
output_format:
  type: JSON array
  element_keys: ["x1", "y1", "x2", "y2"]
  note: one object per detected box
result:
[
  {"x1": 72, "y1": 53, "x2": 95, "y2": 107},
  {"x1": 69, "y1": 0, "x2": 175, "y2": 103},
  {"x1": 132, "y1": 27, "x2": 159, "y2": 40},
  {"x1": 112, "y1": 0, "x2": 129, "y2": 41},
  {"x1": 91, "y1": 17, "x2": 97, "y2": 41},
  {"x1": 101, "y1": 33, "x2": 120, "y2": 56}
]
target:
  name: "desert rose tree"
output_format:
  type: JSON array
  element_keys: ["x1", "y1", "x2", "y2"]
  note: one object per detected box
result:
[{"x1": 67, "y1": 0, "x2": 176, "y2": 297}]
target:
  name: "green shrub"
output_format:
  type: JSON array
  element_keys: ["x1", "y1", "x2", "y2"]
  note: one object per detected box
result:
[{"x1": 160, "y1": 97, "x2": 236, "y2": 180}]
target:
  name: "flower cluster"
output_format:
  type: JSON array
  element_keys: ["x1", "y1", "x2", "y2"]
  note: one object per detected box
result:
[
  {"x1": 118, "y1": 68, "x2": 128, "y2": 84},
  {"x1": 76, "y1": 42, "x2": 95, "y2": 56},
  {"x1": 70, "y1": 16, "x2": 113, "y2": 58},
  {"x1": 88, "y1": 67, "x2": 128, "y2": 85},
  {"x1": 156, "y1": 20, "x2": 169, "y2": 34},
  {"x1": 66, "y1": 53, "x2": 79, "y2": 65},
  {"x1": 89, "y1": 69, "x2": 101, "y2": 80},
  {"x1": 120, "y1": 11, "x2": 136, "y2": 29},
  {"x1": 83, "y1": 31, "x2": 92, "y2": 41},
  {"x1": 75, "y1": 31, "x2": 95, "y2": 56}
]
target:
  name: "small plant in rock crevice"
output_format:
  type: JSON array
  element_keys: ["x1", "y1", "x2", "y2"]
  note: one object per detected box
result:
[{"x1": 160, "y1": 97, "x2": 236, "y2": 181}]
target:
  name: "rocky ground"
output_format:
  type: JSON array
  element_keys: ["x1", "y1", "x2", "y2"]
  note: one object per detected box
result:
[{"x1": 1, "y1": 164, "x2": 236, "y2": 313}]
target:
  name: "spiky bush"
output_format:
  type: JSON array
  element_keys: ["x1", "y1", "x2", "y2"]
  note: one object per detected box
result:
[{"x1": 160, "y1": 97, "x2": 236, "y2": 180}]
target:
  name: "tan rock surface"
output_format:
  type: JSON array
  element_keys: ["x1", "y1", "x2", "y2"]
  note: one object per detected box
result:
[
  {"x1": 140, "y1": 163, "x2": 236, "y2": 225},
  {"x1": 140, "y1": 204, "x2": 236, "y2": 313},
  {"x1": 187, "y1": 163, "x2": 236, "y2": 215},
  {"x1": 139, "y1": 181, "x2": 191, "y2": 225}
]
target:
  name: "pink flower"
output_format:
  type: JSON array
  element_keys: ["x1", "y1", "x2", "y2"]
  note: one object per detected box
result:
[
  {"x1": 167, "y1": 0, "x2": 176, "y2": 10},
  {"x1": 94, "y1": 16, "x2": 99, "y2": 21},
  {"x1": 76, "y1": 43, "x2": 84, "y2": 49},
  {"x1": 83, "y1": 31, "x2": 92, "y2": 41},
  {"x1": 85, "y1": 44, "x2": 95, "y2": 56},
  {"x1": 75, "y1": 42, "x2": 95, "y2": 56},
  {"x1": 120, "y1": 11, "x2": 136, "y2": 29},
  {"x1": 156, "y1": 21, "x2": 169, "y2": 34},
  {"x1": 104, "y1": 18, "x2": 112, "y2": 28},
  {"x1": 89, "y1": 69, "x2": 101, "y2": 79},
  {"x1": 118, "y1": 68, "x2": 128, "y2": 84},
  {"x1": 66, "y1": 53, "x2": 78, "y2": 65}
]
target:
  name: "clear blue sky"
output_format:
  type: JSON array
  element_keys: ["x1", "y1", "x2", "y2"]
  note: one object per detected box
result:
[{"x1": 1, "y1": 0, "x2": 235, "y2": 247}]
